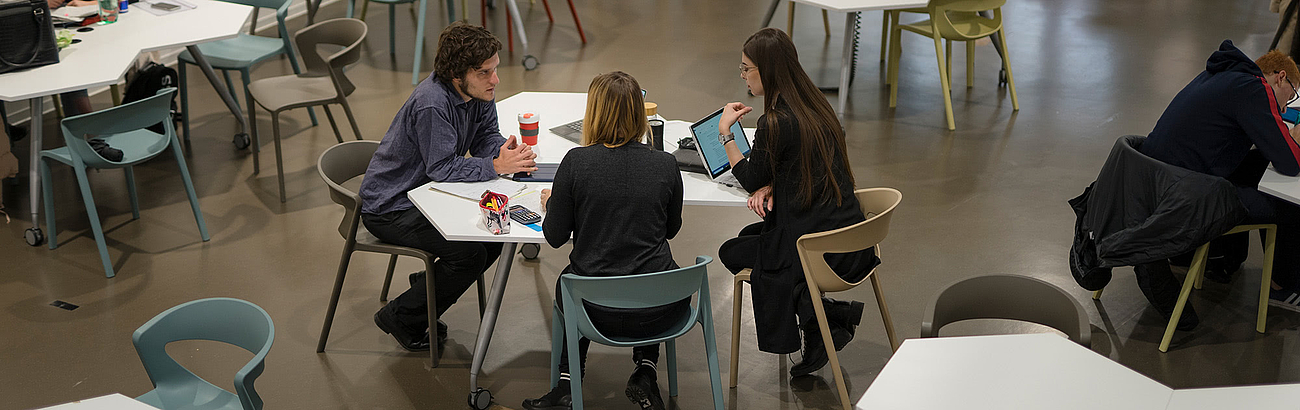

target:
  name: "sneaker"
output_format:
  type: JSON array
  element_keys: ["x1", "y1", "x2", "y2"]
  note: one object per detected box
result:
[
  {"x1": 1268, "y1": 289, "x2": 1300, "y2": 313},
  {"x1": 521, "y1": 384, "x2": 572, "y2": 410},
  {"x1": 625, "y1": 365, "x2": 665, "y2": 410}
]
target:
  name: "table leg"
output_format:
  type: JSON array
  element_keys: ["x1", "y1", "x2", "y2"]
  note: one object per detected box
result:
[
  {"x1": 468, "y1": 242, "x2": 518, "y2": 387},
  {"x1": 25, "y1": 98, "x2": 43, "y2": 245},
  {"x1": 836, "y1": 11, "x2": 858, "y2": 115},
  {"x1": 184, "y1": 45, "x2": 248, "y2": 135}
]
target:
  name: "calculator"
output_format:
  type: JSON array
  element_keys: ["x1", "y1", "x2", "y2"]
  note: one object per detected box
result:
[{"x1": 509, "y1": 205, "x2": 542, "y2": 225}]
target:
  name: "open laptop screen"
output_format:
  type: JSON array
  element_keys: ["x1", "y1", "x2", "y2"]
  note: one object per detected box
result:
[{"x1": 690, "y1": 108, "x2": 752, "y2": 178}]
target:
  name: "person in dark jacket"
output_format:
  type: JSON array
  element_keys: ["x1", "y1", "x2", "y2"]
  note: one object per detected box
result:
[
  {"x1": 1139, "y1": 40, "x2": 1300, "y2": 323},
  {"x1": 359, "y1": 23, "x2": 537, "y2": 353},
  {"x1": 715, "y1": 28, "x2": 879, "y2": 376},
  {"x1": 522, "y1": 72, "x2": 688, "y2": 410}
]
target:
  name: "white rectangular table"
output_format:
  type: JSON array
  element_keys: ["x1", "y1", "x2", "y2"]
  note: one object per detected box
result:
[
  {"x1": 32, "y1": 393, "x2": 155, "y2": 410},
  {"x1": 1258, "y1": 167, "x2": 1300, "y2": 205},
  {"x1": 0, "y1": 0, "x2": 252, "y2": 247},
  {"x1": 1165, "y1": 384, "x2": 1300, "y2": 409},
  {"x1": 790, "y1": 0, "x2": 927, "y2": 114},
  {"x1": 406, "y1": 91, "x2": 750, "y2": 406},
  {"x1": 855, "y1": 333, "x2": 1175, "y2": 410}
]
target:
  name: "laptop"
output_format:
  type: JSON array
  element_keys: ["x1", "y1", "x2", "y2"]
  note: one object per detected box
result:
[
  {"x1": 689, "y1": 108, "x2": 752, "y2": 187},
  {"x1": 548, "y1": 119, "x2": 584, "y2": 143}
]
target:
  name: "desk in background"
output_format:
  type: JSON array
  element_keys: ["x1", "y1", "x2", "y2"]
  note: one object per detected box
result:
[
  {"x1": 0, "y1": 0, "x2": 252, "y2": 247},
  {"x1": 406, "y1": 91, "x2": 750, "y2": 409}
]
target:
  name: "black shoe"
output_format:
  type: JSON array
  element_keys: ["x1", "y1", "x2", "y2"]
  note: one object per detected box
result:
[
  {"x1": 790, "y1": 320, "x2": 829, "y2": 377},
  {"x1": 822, "y1": 298, "x2": 864, "y2": 351},
  {"x1": 1202, "y1": 259, "x2": 1240, "y2": 284},
  {"x1": 409, "y1": 270, "x2": 426, "y2": 287},
  {"x1": 625, "y1": 365, "x2": 665, "y2": 410},
  {"x1": 373, "y1": 305, "x2": 430, "y2": 352},
  {"x1": 522, "y1": 384, "x2": 572, "y2": 410}
]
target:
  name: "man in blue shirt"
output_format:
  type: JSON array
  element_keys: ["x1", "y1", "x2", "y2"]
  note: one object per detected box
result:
[{"x1": 359, "y1": 22, "x2": 537, "y2": 353}]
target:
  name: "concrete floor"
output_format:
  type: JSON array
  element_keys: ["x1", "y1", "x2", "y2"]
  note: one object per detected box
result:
[{"x1": 5, "y1": 0, "x2": 1300, "y2": 409}]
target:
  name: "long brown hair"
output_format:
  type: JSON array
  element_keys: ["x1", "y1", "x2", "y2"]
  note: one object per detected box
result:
[
  {"x1": 743, "y1": 28, "x2": 854, "y2": 208},
  {"x1": 582, "y1": 71, "x2": 648, "y2": 148}
]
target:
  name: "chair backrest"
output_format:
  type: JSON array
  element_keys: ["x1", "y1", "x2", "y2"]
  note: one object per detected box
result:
[
  {"x1": 224, "y1": 0, "x2": 296, "y2": 56},
  {"x1": 559, "y1": 256, "x2": 713, "y2": 345},
  {"x1": 132, "y1": 298, "x2": 276, "y2": 410},
  {"x1": 317, "y1": 140, "x2": 379, "y2": 240},
  {"x1": 920, "y1": 275, "x2": 1091, "y2": 347},
  {"x1": 59, "y1": 88, "x2": 177, "y2": 168},
  {"x1": 798, "y1": 187, "x2": 902, "y2": 293},
  {"x1": 928, "y1": 0, "x2": 1005, "y2": 40},
  {"x1": 294, "y1": 18, "x2": 367, "y2": 97}
]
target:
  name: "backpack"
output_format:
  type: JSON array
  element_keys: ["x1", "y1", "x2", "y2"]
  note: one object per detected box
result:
[{"x1": 121, "y1": 61, "x2": 180, "y2": 134}]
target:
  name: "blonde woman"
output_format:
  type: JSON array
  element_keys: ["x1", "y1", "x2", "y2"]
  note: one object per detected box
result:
[{"x1": 523, "y1": 72, "x2": 685, "y2": 410}]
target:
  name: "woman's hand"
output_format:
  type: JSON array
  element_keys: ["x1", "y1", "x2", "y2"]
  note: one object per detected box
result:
[
  {"x1": 67, "y1": 0, "x2": 96, "y2": 6},
  {"x1": 540, "y1": 188, "x2": 551, "y2": 212},
  {"x1": 748, "y1": 185, "x2": 773, "y2": 218},
  {"x1": 718, "y1": 102, "x2": 752, "y2": 135}
]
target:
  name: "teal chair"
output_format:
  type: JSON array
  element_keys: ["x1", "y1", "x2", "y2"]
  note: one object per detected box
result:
[
  {"x1": 133, "y1": 298, "x2": 275, "y2": 410},
  {"x1": 551, "y1": 256, "x2": 725, "y2": 410},
  {"x1": 347, "y1": 0, "x2": 455, "y2": 85},
  {"x1": 178, "y1": 0, "x2": 318, "y2": 149},
  {"x1": 40, "y1": 88, "x2": 209, "y2": 278}
]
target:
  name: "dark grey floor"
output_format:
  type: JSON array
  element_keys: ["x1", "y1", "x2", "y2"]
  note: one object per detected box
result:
[{"x1": 5, "y1": 0, "x2": 1300, "y2": 409}]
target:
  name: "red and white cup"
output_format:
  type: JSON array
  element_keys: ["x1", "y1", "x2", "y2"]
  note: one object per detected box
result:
[{"x1": 518, "y1": 112, "x2": 540, "y2": 145}]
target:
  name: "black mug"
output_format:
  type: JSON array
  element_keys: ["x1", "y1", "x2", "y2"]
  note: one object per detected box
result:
[{"x1": 648, "y1": 119, "x2": 665, "y2": 151}]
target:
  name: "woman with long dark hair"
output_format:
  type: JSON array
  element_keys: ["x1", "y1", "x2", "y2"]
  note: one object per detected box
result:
[{"x1": 716, "y1": 28, "x2": 879, "y2": 376}]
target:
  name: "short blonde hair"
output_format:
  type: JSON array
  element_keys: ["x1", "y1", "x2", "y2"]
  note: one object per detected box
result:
[
  {"x1": 1257, "y1": 50, "x2": 1299, "y2": 81},
  {"x1": 582, "y1": 72, "x2": 647, "y2": 148}
]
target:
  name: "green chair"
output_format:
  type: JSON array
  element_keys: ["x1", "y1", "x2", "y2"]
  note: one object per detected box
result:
[
  {"x1": 347, "y1": 0, "x2": 455, "y2": 85},
  {"x1": 40, "y1": 88, "x2": 209, "y2": 278},
  {"x1": 177, "y1": 0, "x2": 317, "y2": 149},
  {"x1": 887, "y1": 0, "x2": 1018, "y2": 130},
  {"x1": 133, "y1": 298, "x2": 275, "y2": 410},
  {"x1": 551, "y1": 256, "x2": 725, "y2": 410}
]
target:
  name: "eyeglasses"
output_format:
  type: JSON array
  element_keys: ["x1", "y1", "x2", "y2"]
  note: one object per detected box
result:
[
  {"x1": 739, "y1": 63, "x2": 756, "y2": 75},
  {"x1": 1289, "y1": 79, "x2": 1299, "y2": 106}
]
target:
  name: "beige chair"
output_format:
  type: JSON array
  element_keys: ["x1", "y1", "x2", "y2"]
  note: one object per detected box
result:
[
  {"x1": 921, "y1": 274, "x2": 1091, "y2": 347},
  {"x1": 887, "y1": 0, "x2": 1018, "y2": 130},
  {"x1": 730, "y1": 187, "x2": 902, "y2": 410},
  {"x1": 1092, "y1": 224, "x2": 1277, "y2": 352},
  {"x1": 248, "y1": 18, "x2": 367, "y2": 203},
  {"x1": 315, "y1": 140, "x2": 486, "y2": 367}
]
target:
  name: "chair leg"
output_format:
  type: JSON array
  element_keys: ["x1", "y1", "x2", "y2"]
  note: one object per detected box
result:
[
  {"x1": 996, "y1": 27, "x2": 1019, "y2": 111},
  {"x1": 380, "y1": 254, "x2": 398, "y2": 302},
  {"x1": 73, "y1": 166, "x2": 115, "y2": 278},
  {"x1": 565, "y1": 0, "x2": 586, "y2": 44},
  {"x1": 810, "y1": 287, "x2": 852, "y2": 410},
  {"x1": 445, "y1": 0, "x2": 455, "y2": 24},
  {"x1": 246, "y1": 85, "x2": 261, "y2": 176},
  {"x1": 931, "y1": 22, "x2": 956, "y2": 130},
  {"x1": 540, "y1": 0, "x2": 552, "y2": 22},
  {"x1": 110, "y1": 84, "x2": 122, "y2": 106},
  {"x1": 880, "y1": 12, "x2": 889, "y2": 64},
  {"x1": 786, "y1": 1, "x2": 795, "y2": 39},
  {"x1": 52, "y1": 95, "x2": 64, "y2": 119},
  {"x1": 221, "y1": 70, "x2": 240, "y2": 108},
  {"x1": 169, "y1": 134, "x2": 210, "y2": 241},
  {"x1": 361, "y1": 0, "x2": 372, "y2": 19},
  {"x1": 270, "y1": 111, "x2": 287, "y2": 203},
  {"x1": 476, "y1": 273, "x2": 487, "y2": 318},
  {"x1": 322, "y1": 105, "x2": 344, "y2": 144},
  {"x1": 666, "y1": 339, "x2": 678, "y2": 397},
  {"x1": 729, "y1": 278, "x2": 744, "y2": 388},
  {"x1": 318, "y1": 244, "x2": 357, "y2": 352},
  {"x1": 424, "y1": 257, "x2": 440, "y2": 367},
  {"x1": 966, "y1": 40, "x2": 974, "y2": 89},
  {"x1": 179, "y1": 62, "x2": 192, "y2": 148},
  {"x1": 761, "y1": 0, "x2": 780, "y2": 28},
  {"x1": 124, "y1": 166, "x2": 139, "y2": 220},
  {"x1": 389, "y1": 4, "x2": 397, "y2": 55},
  {"x1": 1259, "y1": 226, "x2": 1278, "y2": 333},
  {"x1": 565, "y1": 320, "x2": 585, "y2": 410},
  {"x1": 40, "y1": 159, "x2": 57, "y2": 249},
  {"x1": 412, "y1": 0, "x2": 430, "y2": 85},
  {"x1": 944, "y1": 39, "x2": 952, "y2": 94},
  {"x1": 701, "y1": 305, "x2": 725, "y2": 410},
  {"x1": 869, "y1": 273, "x2": 899, "y2": 351},
  {"x1": 1160, "y1": 243, "x2": 1209, "y2": 352},
  {"x1": 337, "y1": 97, "x2": 365, "y2": 140},
  {"x1": 887, "y1": 11, "x2": 902, "y2": 108},
  {"x1": 821, "y1": 9, "x2": 829, "y2": 37}
]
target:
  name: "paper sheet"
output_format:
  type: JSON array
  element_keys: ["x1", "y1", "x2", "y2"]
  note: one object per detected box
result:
[{"x1": 429, "y1": 178, "x2": 526, "y2": 201}]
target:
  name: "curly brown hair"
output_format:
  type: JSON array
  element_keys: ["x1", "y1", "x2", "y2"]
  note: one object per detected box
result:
[
  {"x1": 1256, "y1": 50, "x2": 1299, "y2": 81},
  {"x1": 434, "y1": 22, "x2": 502, "y2": 84}
]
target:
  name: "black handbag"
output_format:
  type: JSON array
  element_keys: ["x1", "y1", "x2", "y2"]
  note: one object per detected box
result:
[{"x1": 0, "y1": 0, "x2": 60, "y2": 74}]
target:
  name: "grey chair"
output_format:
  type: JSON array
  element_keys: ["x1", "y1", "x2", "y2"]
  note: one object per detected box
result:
[
  {"x1": 248, "y1": 18, "x2": 367, "y2": 203},
  {"x1": 921, "y1": 274, "x2": 1091, "y2": 348},
  {"x1": 315, "y1": 140, "x2": 485, "y2": 367}
]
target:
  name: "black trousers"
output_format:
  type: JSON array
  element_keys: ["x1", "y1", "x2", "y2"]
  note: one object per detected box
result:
[
  {"x1": 554, "y1": 268, "x2": 692, "y2": 377},
  {"x1": 362, "y1": 207, "x2": 503, "y2": 336},
  {"x1": 719, "y1": 222, "x2": 821, "y2": 326}
]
